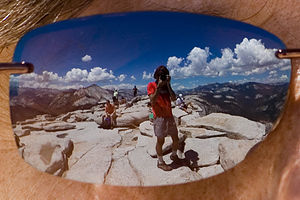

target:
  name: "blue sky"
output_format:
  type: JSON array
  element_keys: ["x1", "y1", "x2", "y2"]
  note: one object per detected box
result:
[{"x1": 12, "y1": 12, "x2": 290, "y2": 90}]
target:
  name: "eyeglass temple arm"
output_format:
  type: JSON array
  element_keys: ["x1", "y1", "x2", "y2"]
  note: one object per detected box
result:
[
  {"x1": 0, "y1": 62, "x2": 34, "y2": 74},
  {"x1": 0, "y1": 50, "x2": 297, "y2": 74},
  {"x1": 276, "y1": 49, "x2": 300, "y2": 59}
]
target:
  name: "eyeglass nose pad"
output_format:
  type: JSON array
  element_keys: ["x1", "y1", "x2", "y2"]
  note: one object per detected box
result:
[{"x1": 0, "y1": 62, "x2": 34, "y2": 74}]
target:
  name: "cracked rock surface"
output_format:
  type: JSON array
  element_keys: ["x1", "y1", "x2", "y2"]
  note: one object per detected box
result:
[{"x1": 15, "y1": 95, "x2": 266, "y2": 186}]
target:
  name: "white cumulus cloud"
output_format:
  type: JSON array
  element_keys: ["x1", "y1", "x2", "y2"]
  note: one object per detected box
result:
[
  {"x1": 280, "y1": 65, "x2": 291, "y2": 71},
  {"x1": 280, "y1": 74, "x2": 288, "y2": 81},
  {"x1": 118, "y1": 74, "x2": 126, "y2": 82},
  {"x1": 15, "y1": 65, "x2": 118, "y2": 89},
  {"x1": 82, "y1": 55, "x2": 92, "y2": 62},
  {"x1": 269, "y1": 70, "x2": 277, "y2": 75},
  {"x1": 168, "y1": 47, "x2": 211, "y2": 78},
  {"x1": 14, "y1": 71, "x2": 64, "y2": 89},
  {"x1": 130, "y1": 75, "x2": 136, "y2": 80},
  {"x1": 87, "y1": 67, "x2": 115, "y2": 82},
  {"x1": 142, "y1": 71, "x2": 152, "y2": 80},
  {"x1": 165, "y1": 38, "x2": 290, "y2": 79},
  {"x1": 167, "y1": 56, "x2": 183, "y2": 69},
  {"x1": 209, "y1": 48, "x2": 234, "y2": 76},
  {"x1": 65, "y1": 68, "x2": 88, "y2": 82}
]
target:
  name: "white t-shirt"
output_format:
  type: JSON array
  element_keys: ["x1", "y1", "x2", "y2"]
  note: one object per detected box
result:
[{"x1": 176, "y1": 97, "x2": 184, "y2": 106}]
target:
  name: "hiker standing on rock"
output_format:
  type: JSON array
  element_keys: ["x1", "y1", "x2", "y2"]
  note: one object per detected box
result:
[
  {"x1": 113, "y1": 89, "x2": 119, "y2": 109},
  {"x1": 147, "y1": 65, "x2": 180, "y2": 171},
  {"x1": 133, "y1": 85, "x2": 138, "y2": 97}
]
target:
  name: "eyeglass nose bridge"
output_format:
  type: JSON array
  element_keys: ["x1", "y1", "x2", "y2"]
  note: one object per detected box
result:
[
  {"x1": 0, "y1": 62, "x2": 34, "y2": 74},
  {"x1": 276, "y1": 49, "x2": 300, "y2": 59}
]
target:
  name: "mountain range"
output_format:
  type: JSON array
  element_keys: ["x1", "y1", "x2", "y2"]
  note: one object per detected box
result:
[
  {"x1": 178, "y1": 82, "x2": 288, "y2": 123},
  {"x1": 10, "y1": 82, "x2": 288, "y2": 124}
]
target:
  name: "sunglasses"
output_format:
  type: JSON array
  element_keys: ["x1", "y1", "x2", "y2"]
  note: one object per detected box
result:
[{"x1": 2, "y1": 11, "x2": 300, "y2": 185}]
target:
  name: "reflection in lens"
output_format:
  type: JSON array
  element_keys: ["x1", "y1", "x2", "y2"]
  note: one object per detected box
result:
[{"x1": 9, "y1": 12, "x2": 290, "y2": 185}]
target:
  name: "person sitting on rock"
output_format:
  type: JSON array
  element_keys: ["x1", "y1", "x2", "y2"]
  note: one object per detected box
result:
[
  {"x1": 147, "y1": 65, "x2": 180, "y2": 171},
  {"x1": 176, "y1": 93, "x2": 192, "y2": 114},
  {"x1": 120, "y1": 97, "x2": 127, "y2": 105},
  {"x1": 102, "y1": 100, "x2": 117, "y2": 129}
]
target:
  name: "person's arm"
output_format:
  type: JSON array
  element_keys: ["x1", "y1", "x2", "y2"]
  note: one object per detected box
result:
[
  {"x1": 105, "y1": 105, "x2": 111, "y2": 116},
  {"x1": 149, "y1": 81, "x2": 162, "y2": 105},
  {"x1": 105, "y1": 105, "x2": 108, "y2": 114}
]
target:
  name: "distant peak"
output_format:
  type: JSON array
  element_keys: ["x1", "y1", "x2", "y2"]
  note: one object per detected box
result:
[{"x1": 87, "y1": 84, "x2": 99, "y2": 88}]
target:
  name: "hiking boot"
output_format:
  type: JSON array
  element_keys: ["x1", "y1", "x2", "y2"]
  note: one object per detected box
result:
[
  {"x1": 170, "y1": 154, "x2": 180, "y2": 162},
  {"x1": 157, "y1": 161, "x2": 172, "y2": 171}
]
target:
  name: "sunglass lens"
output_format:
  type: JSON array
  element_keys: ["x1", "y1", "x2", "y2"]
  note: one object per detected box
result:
[{"x1": 9, "y1": 11, "x2": 290, "y2": 185}]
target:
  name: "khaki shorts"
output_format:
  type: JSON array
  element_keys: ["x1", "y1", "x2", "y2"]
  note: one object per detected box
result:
[{"x1": 153, "y1": 117, "x2": 178, "y2": 138}]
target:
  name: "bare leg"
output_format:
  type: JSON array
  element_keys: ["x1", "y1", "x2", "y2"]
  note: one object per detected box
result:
[
  {"x1": 170, "y1": 134, "x2": 180, "y2": 162},
  {"x1": 113, "y1": 117, "x2": 117, "y2": 127},
  {"x1": 156, "y1": 137, "x2": 172, "y2": 171},
  {"x1": 156, "y1": 137, "x2": 165, "y2": 158},
  {"x1": 171, "y1": 134, "x2": 179, "y2": 153},
  {"x1": 112, "y1": 114, "x2": 117, "y2": 127}
]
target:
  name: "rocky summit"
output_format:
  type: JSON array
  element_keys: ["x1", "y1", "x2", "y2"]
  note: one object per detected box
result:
[{"x1": 14, "y1": 94, "x2": 268, "y2": 186}]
